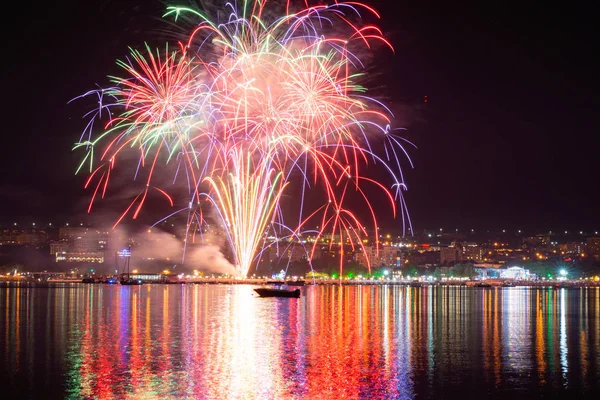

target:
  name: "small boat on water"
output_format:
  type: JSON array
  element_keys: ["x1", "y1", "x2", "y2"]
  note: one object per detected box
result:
[
  {"x1": 120, "y1": 277, "x2": 143, "y2": 286},
  {"x1": 254, "y1": 286, "x2": 301, "y2": 298}
]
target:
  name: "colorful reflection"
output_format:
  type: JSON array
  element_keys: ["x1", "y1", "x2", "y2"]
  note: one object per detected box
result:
[{"x1": 1, "y1": 284, "x2": 600, "y2": 398}]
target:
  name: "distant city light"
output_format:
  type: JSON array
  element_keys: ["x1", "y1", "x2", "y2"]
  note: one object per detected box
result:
[{"x1": 560, "y1": 269, "x2": 567, "y2": 277}]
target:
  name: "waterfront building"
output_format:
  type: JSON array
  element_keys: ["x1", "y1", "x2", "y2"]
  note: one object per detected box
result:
[
  {"x1": 499, "y1": 266, "x2": 533, "y2": 280},
  {"x1": 50, "y1": 227, "x2": 110, "y2": 262}
]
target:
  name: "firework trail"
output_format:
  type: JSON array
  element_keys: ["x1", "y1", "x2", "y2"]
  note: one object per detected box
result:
[{"x1": 73, "y1": 0, "x2": 413, "y2": 277}]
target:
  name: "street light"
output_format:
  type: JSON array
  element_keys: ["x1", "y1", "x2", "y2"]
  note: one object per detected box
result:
[{"x1": 560, "y1": 269, "x2": 567, "y2": 277}]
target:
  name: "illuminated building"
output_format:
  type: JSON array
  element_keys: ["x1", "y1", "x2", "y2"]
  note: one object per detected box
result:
[
  {"x1": 499, "y1": 266, "x2": 533, "y2": 280},
  {"x1": 560, "y1": 241, "x2": 586, "y2": 255},
  {"x1": 51, "y1": 227, "x2": 110, "y2": 262},
  {"x1": 441, "y1": 241, "x2": 483, "y2": 264},
  {"x1": 0, "y1": 229, "x2": 48, "y2": 246},
  {"x1": 56, "y1": 252, "x2": 105, "y2": 263},
  {"x1": 587, "y1": 237, "x2": 600, "y2": 260},
  {"x1": 122, "y1": 273, "x2": 163, "y2": 282},
  {"x1": 356, "y1": 245, "x2": 401, "y2": 268},
  {"x1": 522, "y1": 235, "x2": 550, "y2": 248},
  {"x1": 49, "y1": 241, "x2": 68, "y2": 255},
  {"x1": 462, "y1": 242, "x2": 483, "y2": 261},
  {"x1": 440, "y1": 245, "x2": 461, "y2": 264}
]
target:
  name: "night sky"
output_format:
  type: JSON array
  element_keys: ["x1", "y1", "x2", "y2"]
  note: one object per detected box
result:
[{"x1": 1, "y1": 0, "x2": 598, "y2": 232}]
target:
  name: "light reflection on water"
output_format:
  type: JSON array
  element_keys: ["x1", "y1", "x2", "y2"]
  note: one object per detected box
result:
[{"x1": 1, "y1": 284, "x2": 599, "y2": 399}]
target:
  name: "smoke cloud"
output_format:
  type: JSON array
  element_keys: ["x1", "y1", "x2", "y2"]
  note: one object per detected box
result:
[{"x1": 109, "y1": 224, "x2": 237, "y2": 276}]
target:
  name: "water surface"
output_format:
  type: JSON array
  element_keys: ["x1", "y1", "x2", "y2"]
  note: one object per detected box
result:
[{"x1": 1, "y1": 284, "x2": 599, "y2": 399}]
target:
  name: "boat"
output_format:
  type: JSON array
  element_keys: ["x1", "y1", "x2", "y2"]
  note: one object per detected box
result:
[
  {"x1": 117, "y1": 246, "x2": 143, "y2": 286},
  {"x1": 82, "y1": 277, "x2": 96, "y2": 283},
  {"x1": 120, "y1": 276, "x2": 143, "y2": 286},
  {"x1": 254, "y1": 286, "x2": 301, "y2": 298}
]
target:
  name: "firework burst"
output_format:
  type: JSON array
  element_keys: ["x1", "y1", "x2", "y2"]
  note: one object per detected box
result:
[{"x1": 74, "y1": 1, "x2": 413, "y2": 277}]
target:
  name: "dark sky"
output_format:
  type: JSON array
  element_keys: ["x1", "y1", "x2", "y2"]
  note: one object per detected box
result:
[{"x1": 1, "y1": 0, "x2": 598, "y2": 232}]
